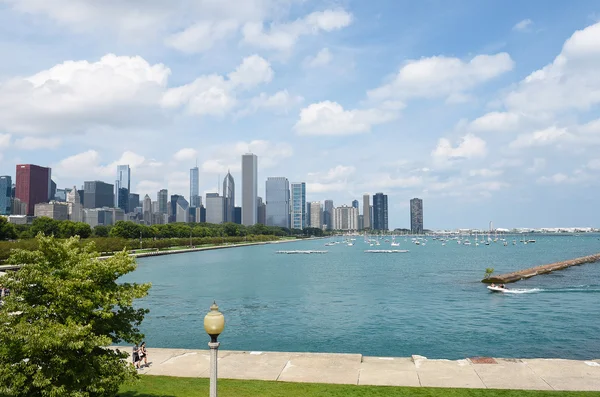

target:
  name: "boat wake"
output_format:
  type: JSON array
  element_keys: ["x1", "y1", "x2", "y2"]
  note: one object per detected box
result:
[
  {"x1": 501, "y1": 286, "x2": 600, "y2": 294},
  {"x1": 502, "y1": 288, "x2": 542, "y2": 294}
]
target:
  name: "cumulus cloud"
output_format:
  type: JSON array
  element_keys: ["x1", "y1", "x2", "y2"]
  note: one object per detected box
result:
[
  {"x1": 368, "y1": 53, "x2": 514, "y2": 102},
  {"x1": 432, "y1": 134, "x2": 487, "y2": 163},
  {"x1": 0, "y1": 134, "x2": 10, "y2": 149},
  {"x1": 469, "y1": 112, "x2": 520, "y2": 132},
  {"x1": 201, "y1": 140, "x2": 293, "y2": 174},
  {"x1": 164, "y1": 20, "x2": 239, "y2": 53},
  {"x1": 240, "y1": 90, "x2": 303, "y2": 116},
  {"x1": 14, "y1": 137, "x2": 61, "y2": 150},
  {"x1": 242, "y1": 9, "x2": 352, "y2": 52},
  {"x1": 509, "y1": 126, "x2": 572, "y2": 149},
  {"x1": 294, "y1": 101, "x2": 397, "y2": 135},
  {"x1": 304, "y1": 48, "x2": 332, "y2": 68},
  {"x1": 513, "y1": 19, "x2": 533, "y2": 32},
  {"x1": 173, "y1": 148, "x2": 199, "y2": 162},
  {"x1": 469, "y1": 168, "x2": 503, "y2": 177}
]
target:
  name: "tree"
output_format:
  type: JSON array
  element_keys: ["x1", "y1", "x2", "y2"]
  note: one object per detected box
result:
[
  {"x1": 484, "y1": 267, "x2": 495, "y2": 279},
  {"x1": 94, "y1": 225, "x2": 110, "y2": 237},
  {"x1": 30, "y1": 217, "x2": 60, "y2": 237},
  {"x1": 0, "y1": 216, "x2": 17, "y2": 240},
  {"x1": 0, "y1": 235, "x2": 151, "y2": 396}
]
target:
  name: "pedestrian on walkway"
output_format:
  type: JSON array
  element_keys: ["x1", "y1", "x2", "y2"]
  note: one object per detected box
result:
[
  {"x1": 139, "y1": 341, "x2": 149, "y2": 368},
  {"x1": 132, "y1": 343, "x2": 141, "y2": 369}
]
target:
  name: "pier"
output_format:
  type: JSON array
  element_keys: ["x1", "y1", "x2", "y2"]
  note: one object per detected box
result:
[
  {"x1": 275, "y1": 250, "x2": 328, "y2": 254},
  {"x1": 483, "y1": 253, "x2": 600, "y2": 284},
  {"x1": 364, "y1": 250, "x2": 409, "y2": 254}
]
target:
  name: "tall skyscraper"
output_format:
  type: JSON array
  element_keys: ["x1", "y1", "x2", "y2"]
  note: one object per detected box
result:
[
  {"x1": 115, "y1": 165, "x2": 130, "y2": 207},
  {"x1": 158, "y1": 189, "x2": 168, "y2": 214},
  {"x1": 223, "y1": 171, "x2": 235, "y2": 223},
  {"x1": 373, "y1": 193, "x2": 388, "y2": 231},
  {"x1": 83, "y1": 181, "x2": 114, "y2": 209},
  {"x1": 169, "y1": 194, "x2": 181, "y2": 223},
  {"x1": 117, "y1": 188, "x2": 129, "y2": 213},
  {"x1": 265, "y1": 177, "x2": 290, "y2": 228},
  {"x1": 128, "y1": 193, "x2": 140, "y2": 214},
  {"x1": 410, "y1": 198, "x2": 424, "y2": 234},
  {"x1": 0, "y1": 176, "x2": 11, "y2": 215},
  {"x1": 15, "y1": 164, "x2": 52, "y2": 216},
  {"x1": 290, "y1": 182, "x2": 306, "y2": 230},
  {"x1": 310, "y1": 202, "x2": 322, "y2": 229},
  {"x1": 205, "y1": 193, "x2": 224, "y2": 224},
  {"x1": 241, "y1": 153, "x2": 258, "y2": 226},
  {"x1": 332, "y1": 205, "x2": 359, "y2": 231},
  {"x1": 324, "y1": 199, "x2": 334, "y2": 230},
  {"x1": 306, "y1": 202, "x2": 311, "y2": 227},
  {"x1": 143, "y1": 194, "x2": 152, "y2": 225},
  {"x1": 175, "y1": 196, "x2": 189, "y2": 223},
  {"x1": 66, "y1": 186, "x2": 83, "y2": 222},
  {"x1": 190, "y1": 166, "x2": 200, "y2": 208},
  {"x1": 363, "y1": 194, "x2": 371, "y2": 229},
  {"x1": 352, "y1": 200, "x2": 359, "y2": 209},
  {"x1": 257, "y1": 197, "x2": 266, "y2": 225}
]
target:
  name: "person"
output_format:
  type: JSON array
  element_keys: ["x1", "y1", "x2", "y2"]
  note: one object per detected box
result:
[
  {"x1": 490, "y1": 283, "x2": 496, "y2": 288},
  {"x1": 132, "y1": 343, "x2": 140, "y2": 369},
  {"x1": 139, "y1": 341, "x2": 148, "y2": 368}
]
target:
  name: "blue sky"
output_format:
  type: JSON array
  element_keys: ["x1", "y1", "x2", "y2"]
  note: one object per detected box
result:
[{"x1": 0, "y1": 0, "x2": 599, "y2": 229}]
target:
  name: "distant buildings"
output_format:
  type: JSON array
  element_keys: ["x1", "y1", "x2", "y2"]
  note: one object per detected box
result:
[
  {"x1": 324, "y1": 200, "x2": 334, "y2": 230},
  {"x1": 290, "y1": 182, "x2": 306, "y2": 230},
  {"x1": 175, "y1": 196, "x2": 189, "y2": 223},
  {"x1": 333, "y1": 205, "x2": 359, "y2": 231},
  {"x1": 257, "y1": 197, "x2": 266, "y2": 225},
  {"x1": 352, "y1": 200, "x2": 359, "y2": 209},
  {"x1": 34, "y1": 202, "x2": 69, "y2": 221},
  {"x1": 373, "y1": 193, "x2": 388, "y2": 231},
  {"x1": 242, "y1": 153, "x2": 258, "y2": 226},
  {"x1": 0, "y1": 176, "x2": 11, "y2": 215},
  {"x1": 143, "y1": 195, "x2": 152, "y2": 225},
  {"x1": 158, "y1": 189, "x2": 168, "y2": 215},
  {"x1": 84, "y1": 181, "x2": 114, "y2": 209},
  {"x1": 15, "y1": 164, "x2": 52, "y2": 216},
  {"x1": 233, "y1": 207, "x2": 242, "y2": 225},
  {"x1": 190, "y1": 166, "x2": 201, "y2": 208},
  {"x1": 129, "y1": 193, "x2": 140, "y2": 215},
  {"x1": 310, "y1": 202, "x2": 322, "y2": 229},
  {"x1": 206, "y1": 193, "x2": 224, "y2": 224},
  {"x1": 223, "y1": 171, "x2": 235, "y2": 223},
  {"x1": 410, "y1": 198, "x2": 424, "y2": 234},
  {"x1": 115, "y1": 165, "x2": 130, "y2": 208},
  {"x1": 66, "y1": 187, "x2": 83, "y2": 222},
  {"x1": 265, "y1": 177, "x2": 290, "y2": 228},
  {"x1": 362, "y1": 194, "x2": 370, "y2": 229}
]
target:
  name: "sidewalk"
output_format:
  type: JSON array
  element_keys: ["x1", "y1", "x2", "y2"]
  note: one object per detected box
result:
[{"x1": 114, "y1": 347, "x2": 600, "y2": 391}]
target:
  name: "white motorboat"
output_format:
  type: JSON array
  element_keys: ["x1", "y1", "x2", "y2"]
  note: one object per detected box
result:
[{"x1": 487, "y1": 285, "x2": 508, "y2": 293}]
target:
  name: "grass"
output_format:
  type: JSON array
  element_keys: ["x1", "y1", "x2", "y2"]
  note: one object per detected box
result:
[{"x1": 119, "y1": 376, "x2": 599, "y2": 397}]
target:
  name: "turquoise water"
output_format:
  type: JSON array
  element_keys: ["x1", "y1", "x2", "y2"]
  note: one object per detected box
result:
[{"x1": 120, "y1": 235, "x2": 600, "y2": 359}]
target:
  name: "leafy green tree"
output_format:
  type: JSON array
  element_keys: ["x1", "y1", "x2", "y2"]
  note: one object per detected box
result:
[
  {"x1": 74, "y1": 222, "x2": 92, "y2": 239},
  {"x1": 0, "y1": 235, "x2": 150, "y2": 397},
  {"x1": 0, "y1": 216, "x2": 17, "y2": 240},
  {"x1": 30, "y1": 217, "x2": 60, "y2": 237},
  {"x1": 94, "y1": 225, "x2": 110, "y2": 237}
]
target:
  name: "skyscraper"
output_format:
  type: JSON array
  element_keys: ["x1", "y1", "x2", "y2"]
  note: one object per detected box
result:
[
  {"x1": 363, "y1": 194, "x2": 371, "y2": 229},
  {"x1": 257, "y1": 197, "x2": 266, "y2": 225},
  {"x1": 205, "y1": 193, "x2": 224, "y2": 224},
  {"x1": 310, "y1": 202, "x2": 322, "y2": 229},
  {"x1": 169, "y1": 194, "x2": 180, "y2": 223},
  {"x1": 0, "y1": 176, "x2": 11, "y2": 215},
  {"x1": 410, "y1": 198, "x2": 424, "y2": 234},
  {"x1": 115, "y1": 165, "x2": 130, "y2": 207},
  {"x1": 175, "y1": 196, "x2": 189, "y2": 223},
  {"x1": 290, "y1": 182, "x2": 306, "y2": 230},
  {"x1": 223, "y1": 172, "x2": 235, "y2": 223},
  {"x1": 241, "y1": 153, "x2": 257, "y2": 226},
  {"x1": 66, "y1": 186, "x2": 83, "y2": 222},
  {"x1": 15, "y1": 164, "x2": 52, "y2": 216},
  {"x1": 128, "y1": 193, "x2": 140, "y2": 214},
  {"x1": 352, "y1": 200, "x2": 359, "y2": 209},
  {"x1": 190, "y1": 166, "x2": 200, "y2": 208},
  {"x1": 117, "y1": 188, "x2": 129, "y2": 213},
  {"x1": 332, "y1": 205, "x2": 359, "y2": 231},
  {"x1": 158, "y1": 189, "x2": 168, "y2": 214},
  {"x1": 373, "y1": 193, "x2": 388, "y2": 231},
  {"x1": 143, "y1": 194, "x2": 152, "y2": 225},
  {"x1": 83, "y1": 181, "x2": 114, "y2": 209},
  {"x1": 324, "y1": 199, "x2": 334, "y2": 230},
  {"x1": 265, "y1": 177, "x2": 290, "y2": 228}
]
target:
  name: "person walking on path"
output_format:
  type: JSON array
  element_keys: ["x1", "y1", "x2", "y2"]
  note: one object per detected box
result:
[
  {"x1": 139, "y1": 341, "x2": 149, "y2": 368},
  {"x1": 132, "y1": 343, "x2": 141, "y2": 369}
]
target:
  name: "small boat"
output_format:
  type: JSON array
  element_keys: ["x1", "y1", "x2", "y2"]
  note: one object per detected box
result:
[
  {"x1": 487, "y1": 285, "x2": 509, "y2": 293},
  {"x1": 527, "y1": 240, "x2": 536, "y2": 243}
]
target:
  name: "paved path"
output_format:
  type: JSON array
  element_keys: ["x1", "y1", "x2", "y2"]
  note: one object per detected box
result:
[{"x1": 114, "y1": 347, "x2": 600, "y2": 391}]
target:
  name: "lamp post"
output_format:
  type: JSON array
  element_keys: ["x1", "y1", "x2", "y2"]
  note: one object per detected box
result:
[{"x1": 204, "y1": 301, "x2": 225, "y2": 397}]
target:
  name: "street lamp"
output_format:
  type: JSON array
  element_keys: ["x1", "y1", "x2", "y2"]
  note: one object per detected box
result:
[{"x1": 204, "y1": 301, "x2": 225, "y2": 397}]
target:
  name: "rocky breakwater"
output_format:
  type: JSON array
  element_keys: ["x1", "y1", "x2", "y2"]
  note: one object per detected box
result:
[{"x1": 482, "y1": 253, "x2": 600, "y2": 284}]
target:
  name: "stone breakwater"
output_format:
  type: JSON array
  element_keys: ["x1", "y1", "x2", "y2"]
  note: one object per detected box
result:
[{"x1": 482, "y1": 253, "x2": 600, "y2": 284}]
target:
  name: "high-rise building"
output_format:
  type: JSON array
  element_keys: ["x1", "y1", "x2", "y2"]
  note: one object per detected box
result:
[
  {"x1": 352, "y1": 200, "x2": 359, "y2": 209},
  {"x1": 265, "y1": 177, "x2": 290, "y2": 228},
  {"x1": 310, "y1": 202, "x2": 322, "y2": 229},
  {"x1": 358, "y1": 214, "x2": 364, "y2": 231},
  {"x1": 290, "y1": 182, "x2": 306, "y2": 230},
  {"x1": 169, "y1": 194, "x2": 180, "y2": 223},
  {"x1": 83, "y1": 181, "x2": 114, "y2": 209},
  {"x1": 190, "y1": 166, "x2": 200, "y2": 208},
  {"x1": 206, "y1": 193, "x2": 224, "y2": 224},
  {"x1": 117, "y1": 188, "x2": 129, "y2": 213},
  {"x1": 54, "y1": 188, "x2": 69, "y2": 202},
  {"x1": 257, "y1": 197, "x2": 266, "y2": 225},
  {"x1": 34, "y1": 202, "x2": 69, "y2": 221},
  {"x1": 175, "y1": 196, "x2": 189, "y2": 223},
  {"x1": 324, "y1": 200, "x2": 334, "y2": 230},
  {"x1": 128, "y1": 193, "x2": 140, "y2": 214},
  {"x1": 15, "y1": 164, "x2": 52, "y2": 216},
  {"x1": 373, "y1": 193, "x2": 388, "y2": 231},
  {"x1": 223, "y1": 171, "x2": 235, "y2": 223},
  {"x1": 332, "y1": 205, "x2": 359, "y2": 231},
  {"x1": 233, "y1": 207, "x2": 242, "y2": 224},
  {"x1": 66, "y1": 187, "x2": 83, "y2": 222},
  {"x1": 363, "y1": 194, "x2": 371, "y2": 229},
  {"x1": 410, "y1": 198, "x2": 424, "y2": 234},
  {"x1": 115, "y1": 165, "x2": 130, "y2": 207},
  {"x1": 50, "y1": 180, "x2": 57, "y2": 201},
  {"x1": 306, "y1": 202, "x2": 311, "y2": 227},
  {"x1": 0, "y1": 176, "x2": 11, "y2": 215},
  {"x1": 143, "y1": 195, "x2": 152, "y2": 225},
  {"x1": 158, "y1": 189, "x2": 168, "y2": 214},
  {"x1": 241, "y1": 153, "x2": 258, "y2": 226}
]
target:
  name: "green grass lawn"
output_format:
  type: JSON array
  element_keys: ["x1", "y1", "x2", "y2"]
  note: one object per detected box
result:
[{"x1": 119, "y1": 376, "x2": 599, "y2": 397}]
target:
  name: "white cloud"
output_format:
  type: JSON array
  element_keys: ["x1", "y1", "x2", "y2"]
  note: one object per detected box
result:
[
  {"x1": 173, "y1": 148, "x2": 199, "y2": 162},
  {"x1": 0, "y1": 134, "x2": 10, "y2": 149},
  {"x1": 504, "y1": 22, "x2": 600, "y2": 114},
  {"x1": 227, "y1": 55, "x2": 274, "y2": 89},
  {"x1": 432, "y1": 134, "x2": 487, "y2": 163},
  {"x1": 469, "y1": 168, "x2": 503, "y2": 177},
  {"x1": 242, "y1": 9, "x2": 352, "y2": 52},
  {"x1": 513, "y1": 19, "x2": 533, "y2": 32},
  {"x1": 304, "y1": 48, "x2": 332, "y2": 68},
  {"x1": 493, "y1": 158, "x2": 524, "y2": 168},
  {"x1": 469, "y1": 112, "x2": 520, "y2": 132},
  {"x1": 164, "y1": 20, "x2": 239, "y2": 53},
  {"x1": 14, "y1": 137, "x2": 61, "y2": 150},
  {"x1": 306, "y1": 165, "x2": 356, "y2": 193},
  {"x1": 509, "y1": 126, "x2": 572, "y2": 149},
  {"x1": 537, "y1": 173, "x2": 569, "y2": 184},
  {"x1": 294, "y1": 101, "x2": 397, "y2": 136},
  {"x1": 0, "y1": 54, "x2": 170, "y2": 134},
  {"x1": 587, "y1": 159, "x2": 600, "y2": 170},
  {"x1": 368, "y1": 53, "x2": 514, "y2": 102},
  {"x1": 201, "y1": 140, "x2": 293, "y2": 174},
  {"x1": 241, "y1": 90, "x2": 303, "y2": 115}
]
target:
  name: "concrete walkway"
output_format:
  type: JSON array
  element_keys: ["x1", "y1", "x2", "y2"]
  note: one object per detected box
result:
[{"x1": 115, "y1": 348, "x2": 600, "y2": 391}]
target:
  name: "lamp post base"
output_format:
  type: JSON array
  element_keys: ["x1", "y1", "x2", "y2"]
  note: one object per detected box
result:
[{"x1": 208, "y1": 341, "x2": 220, "y2": 397}]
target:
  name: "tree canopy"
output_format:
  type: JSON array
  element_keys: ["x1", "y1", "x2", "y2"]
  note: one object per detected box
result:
[
  {"x1": 0, "y1": 216, "x2": 17, "y2": 241},
  {"x1": 0, "y1": 235, "x2": 151, "y2": 396}
]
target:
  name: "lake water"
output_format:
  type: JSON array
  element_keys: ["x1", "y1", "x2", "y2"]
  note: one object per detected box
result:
[{"x1": 120, "y1": 234, "x2": 600, "y2": 359}]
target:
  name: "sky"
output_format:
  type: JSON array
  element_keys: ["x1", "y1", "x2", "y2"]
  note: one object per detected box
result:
[{"x1": 0, "y1": 0, "x2": 599, "y2": 230}]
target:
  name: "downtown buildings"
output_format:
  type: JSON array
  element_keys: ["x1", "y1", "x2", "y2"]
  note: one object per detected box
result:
[
  {"x1": 291, "y1": 182, "x2": 306, "y2": 230},
  {"x1": 265, "y1": 177, "x2": 290, "y2": 228},
  {"x1": 410, "y1": 198, "x2": 424, "y2": 234},
  {"x1": 242, "y1": 153, "x2": 258, "y2": 226},
  {"x1": 15, "y1": 164, "x2": 52, "y2": 216}
]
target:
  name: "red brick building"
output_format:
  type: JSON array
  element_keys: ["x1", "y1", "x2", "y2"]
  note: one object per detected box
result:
[{"x1": 15, "y1": 164, "x2": 52, "y2": 216}]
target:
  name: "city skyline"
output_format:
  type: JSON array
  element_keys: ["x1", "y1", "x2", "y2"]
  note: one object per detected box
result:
[{"x1": 1, "y1": 1, "x2": 600, "y2": 228}]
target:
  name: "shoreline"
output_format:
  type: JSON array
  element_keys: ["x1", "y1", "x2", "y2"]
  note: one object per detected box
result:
[{"x1": 112, "y1": 347, "x2": 600, "y2": 390}]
